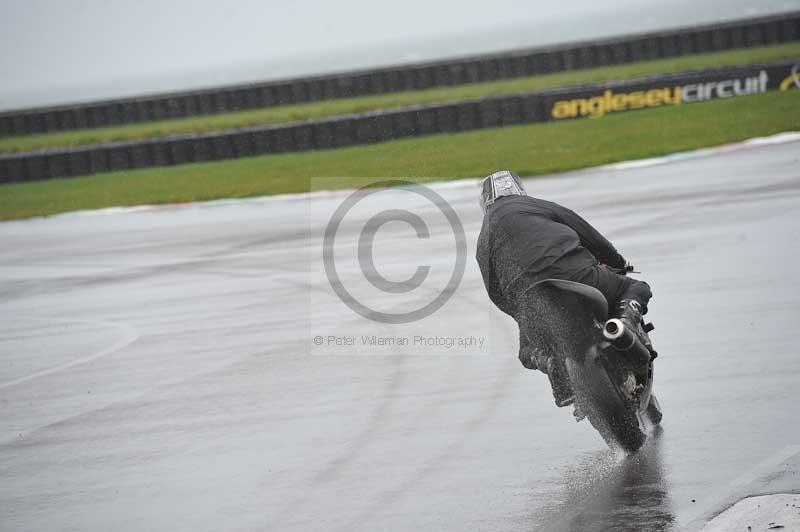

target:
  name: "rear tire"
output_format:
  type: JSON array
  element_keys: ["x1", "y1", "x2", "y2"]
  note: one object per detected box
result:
[
  {"x1": 566, "y1": 355, "x2": 647, "y2": 453},
  {"x1": 585, "y1": 395, "x2": 647, "y2": 453}
]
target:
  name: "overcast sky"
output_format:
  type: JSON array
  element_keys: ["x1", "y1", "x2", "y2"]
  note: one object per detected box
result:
[{"x1": 1, "y1": 0, "x2": 798, "y2": 110}]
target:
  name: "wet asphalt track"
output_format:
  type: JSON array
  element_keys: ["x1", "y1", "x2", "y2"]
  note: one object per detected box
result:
[{"x1": 1, "y1": 138, "x2": 799, "y2": 532}]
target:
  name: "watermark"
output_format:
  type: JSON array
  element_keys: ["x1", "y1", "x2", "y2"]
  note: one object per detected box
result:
[
  {"x1": 321, "y1": 180, "x2": 467, "y2": 324},
  {"x1": 313, "y1": 334, "x2": 485, "y2": 350}
]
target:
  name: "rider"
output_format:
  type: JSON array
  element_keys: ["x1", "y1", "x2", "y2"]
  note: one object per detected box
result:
[{"x1": 476, "y1": 170, "x2": 653, "y2": 407}]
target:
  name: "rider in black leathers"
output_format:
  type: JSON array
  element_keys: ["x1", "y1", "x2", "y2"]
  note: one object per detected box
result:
[{"x1": 476, "y1": 170, "x2": 653, "y2": 406}]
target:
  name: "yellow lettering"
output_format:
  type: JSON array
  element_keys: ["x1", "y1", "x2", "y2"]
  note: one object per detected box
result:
[
  {"x1": 611, "y1": 93, "x2": 628, "y2": 111},
  {"x1": 551, "y1": 86, "x2": 681, "y2": 120},
  {"x1": 628, "y1": 92, "x2": 646, "y2": 109},
  {"x1": 646, "y1": 89, "x2": 663, "y2": 107},
  {"x1": 551, "y1": 101, "x2": 574, "y2": 119},
  {"x1": 604, "y1": 90, "x2": 613, "y2": 113},
  {"x1": 587, "y1": 96, "x2": 605, "y2": 118},
  {"x1": 663, "y1": 87, "x2": 681, "y2": 105}
]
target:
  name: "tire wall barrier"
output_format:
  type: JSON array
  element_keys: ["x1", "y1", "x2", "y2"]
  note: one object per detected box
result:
[
  {"x1": 1, "y1": 60, "x2": 797, "y2": 184},
  {"x1": 0, "y1": 11, "x2": 798, "y2": 137}
]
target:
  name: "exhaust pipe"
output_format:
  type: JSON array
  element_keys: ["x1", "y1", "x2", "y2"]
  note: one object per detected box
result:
[{"x1": 603, "y1": 319, "x2": 651, "y2": 364}]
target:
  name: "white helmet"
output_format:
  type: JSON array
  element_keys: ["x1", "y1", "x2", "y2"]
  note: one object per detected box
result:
[{"x1": 480, "y1": 170, "x2": 526, "y2": 213}]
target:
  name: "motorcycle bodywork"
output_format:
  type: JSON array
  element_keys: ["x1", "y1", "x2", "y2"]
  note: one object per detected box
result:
[{"x1": 522, "y1": 279, "x2": 662, "y2": 452}]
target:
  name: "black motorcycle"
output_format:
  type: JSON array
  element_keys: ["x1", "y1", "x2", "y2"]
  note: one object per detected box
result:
[{"x1": 523, "y1": 278, "x2": 662, "y2": 452}]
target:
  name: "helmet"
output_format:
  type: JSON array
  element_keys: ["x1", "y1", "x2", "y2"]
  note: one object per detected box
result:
[{"x1": 479, "y1": 170, "x2": 526, "y2": 213}]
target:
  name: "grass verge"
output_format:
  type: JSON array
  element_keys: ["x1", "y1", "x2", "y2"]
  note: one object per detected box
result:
[
  {"x1": 1, "y1": 90, "x2": 798, "y2": 221},
  {"x1": 1, "y1": 42, "x2": 799, "y2": 154}
]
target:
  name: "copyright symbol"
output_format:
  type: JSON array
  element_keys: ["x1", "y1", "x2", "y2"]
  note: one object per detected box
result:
[
  {"x1": 323, "y1": 180, "x2": 466, "y2": 324},
  {"x1": 313, "y1": 336, "x2": 324, "y2": 346}
]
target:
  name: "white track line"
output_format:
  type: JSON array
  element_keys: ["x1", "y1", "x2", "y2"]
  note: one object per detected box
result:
[
  {"x1": 19, "y1": 130, "x2": 800, "y2": 221},
  {"x1": 0, "y1": 317, "x2": 139, "y2": 390},
  {"x1": 599, "y1": 131, "x2": 800, "y2": 171}
]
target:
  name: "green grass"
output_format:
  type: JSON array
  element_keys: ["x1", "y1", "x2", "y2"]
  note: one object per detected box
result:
[
  {"x1": 1, "y1": 90, "x2": 798, "y2": 221},
  {"x1": 1, "y1": 42, "x2": 799, "y2": 154}
]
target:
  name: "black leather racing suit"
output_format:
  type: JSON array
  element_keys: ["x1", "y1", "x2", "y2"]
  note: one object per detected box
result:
[{"x1": 476, "y1": 195, "x2": 652, "y2": 369}]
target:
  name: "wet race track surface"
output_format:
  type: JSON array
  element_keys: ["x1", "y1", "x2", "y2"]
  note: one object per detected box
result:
[{"x1": 1, "y1": 138, "x2": 799, "y2": 531}]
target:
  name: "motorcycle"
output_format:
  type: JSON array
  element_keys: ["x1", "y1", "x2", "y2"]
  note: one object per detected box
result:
[{"x1": 522, "y1": 277, "x2": 662, "y2": 452}]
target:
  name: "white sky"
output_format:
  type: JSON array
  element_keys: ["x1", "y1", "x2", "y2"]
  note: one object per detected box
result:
[{"x1": 1, "y1": 0, "x2": 798, "y2": 110}]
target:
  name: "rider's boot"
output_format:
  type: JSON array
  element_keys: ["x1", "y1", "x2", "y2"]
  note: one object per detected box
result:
[
  {"x1": 617, "y1": 299, "x2": 653, "y2": 353},
  {"x1": 545, "y1": 357, "x2": 575, "y2": 407},
  {"x1": 546, "y1": 357, "x2": 584, "y2": 420}
]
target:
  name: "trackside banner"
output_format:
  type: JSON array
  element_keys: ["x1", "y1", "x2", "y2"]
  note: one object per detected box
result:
[{"x1": 544, "y1": 61, "x2": 799, "y2": 121}]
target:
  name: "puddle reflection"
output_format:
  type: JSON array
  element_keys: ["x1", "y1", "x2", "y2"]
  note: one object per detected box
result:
[{"x1": 537, "y1": 428, "x2": 675, "y2": 532}]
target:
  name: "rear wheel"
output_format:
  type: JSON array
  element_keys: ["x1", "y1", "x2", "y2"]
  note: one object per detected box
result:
[
  {"x1": 566, "y1": 354, "x2": 648, "y2": 453},
  {"x1": 585, "y1": 395, "x2": 647, "y2": 453}
]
